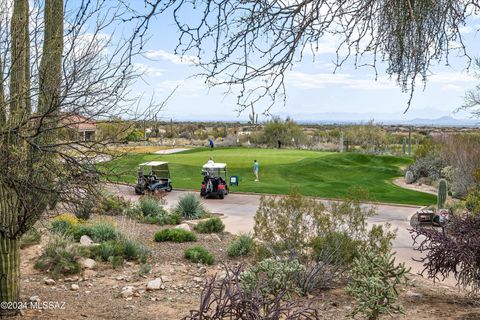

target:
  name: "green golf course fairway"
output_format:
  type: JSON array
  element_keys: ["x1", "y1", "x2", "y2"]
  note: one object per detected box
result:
[{"x1": 102, "y1": 147, "x2": 436, "y2": 205}]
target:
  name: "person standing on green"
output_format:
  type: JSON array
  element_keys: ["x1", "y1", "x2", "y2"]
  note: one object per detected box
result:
[{"x1": 253, "y1": 159, "x2": 259, "y2": 181}]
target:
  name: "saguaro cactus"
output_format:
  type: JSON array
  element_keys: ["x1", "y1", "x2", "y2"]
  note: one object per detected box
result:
[
  {"x1": 1, "y1": 0, "x2": 64, "y2": 315},
  {"x1": 437, "y1": 179, "x2": 448, "y2": 209}
]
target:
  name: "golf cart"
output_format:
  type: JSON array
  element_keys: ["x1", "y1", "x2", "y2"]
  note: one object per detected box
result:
[
  {"x1": 413, "y1": 207, "x2": 450, "y2": 228},
  {"x1": 200, "y1": 160, "x2": 229, "y2": 199},
  {"x1": 134, "y1": 161, "x2": 172, "y2": 195}
]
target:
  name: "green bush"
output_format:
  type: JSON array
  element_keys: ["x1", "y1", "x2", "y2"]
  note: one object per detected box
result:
[
  {"x1": 169, "y1": 213, "x2": 182, "y2": 225},
  {"x1": 240, "y1": 258, "x2": 305, "y2": 296},
  {"x1": 96, "y1": 193, "x2": 130, "y2": 216},
  {"x1": 347, "y1": 250, "x2": 409, "y2": 320},
  {"x1": 154, "y1": 228, "x2": 197, "y2": 243},
  {"x1": 174, "y1": 193, "x2": 206, "y2": 219},
  {"x1": 465, "y1": 188, "x2": 480, "y2": 215},
  {"x1": 194, "y1": 217, "x2": 225, "y2": 233},
  {"x1": 184, "y1": 246, "x2": 215, "y2": 265},
  {"x1": 139, "y1": 196, "x2": 167, "y2": 217},
  {"x1": 20, "y1": 227, "x2": 42, "y2": 249},
  {"x1": 50, "y1": 213, "x2": 79, "y2": 236},
  {"x1": 310, "y1": 232, "x2": 362, "y2": 266},
  {"x1": 74, "y1": 200, "x2": 94, "y2": 220},
  {"x1": 34, "y1": 235, "x2": 86, "y2": 278},
  {"x1": 73, "y1": 221, "x2": 117, "y2": 242},
  {"x1": 91, "y1": 237, "x2": 149, "y2": 263},
  {"x1": 227, "y1": 235, "x2": 254, "y2": 257}
]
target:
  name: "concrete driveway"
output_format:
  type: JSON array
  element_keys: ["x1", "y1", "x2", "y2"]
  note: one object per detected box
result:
[{"x1": 108, "y1": 185, "x2": 435, "y2": 278}]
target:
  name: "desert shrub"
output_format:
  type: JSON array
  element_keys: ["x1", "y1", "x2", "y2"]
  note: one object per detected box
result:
[
  {"x1": 240, "y1": 258, "x2": 305, "y2": 296},
  {"x1": 182, "y1": 265, "x2": 319, "y2": 320},
  {"x1": 124, "y1": 206, "x2": 143, "y2": 219},
  {"x1": 184, "y1": 246, "x2": 214, "y2": 265},
  {"x1": 465, "y1": 188, "x2": 480, "y2": 215},
  {"x1": 73, "y1": 220, "x2": 117, "y2": 242},
  {"x1": 194, "y1": 217, "x2": 225, "y2": 233},
  {"x1": 253, "y1": 188, "x2": 393, "y2": 293},
  {"x1": 20, "y1": 227, "x2": 42, "y2": 249},
  {"x1": 34, "y1": 234, "x2": 86, "y2": 278},
  {"x1": 310, "y1": 232, "x2": 362, "y2": 267},
  {"x1": 50, "y1": 213, "x2": 80, "y2": 235},
  {"x1": 96, "y1": 193, "x2": 130, "y2": 216},
  {"x1": 74, "y1": 199, "x2": 94, "y2": 220},
  {"x1": 154, "y1": 228, "x2": 197, "y2": 243},
  {"x1": 408, "y1": 154, "x2": 445, "y2": 182},
  {"x1": 109, "y1": 255, "x2": 125, "y2": 268},
  {"x1": 347, "y1": 251, "x2": 409, "y2": 320},
  {"x1": 227, "y1": 234, "x2": 254, "y2": 257},
  {"x1": 91, "y1": 236, "x2": 149, "y2": 263},
  {"x1": 175, "y1": 193, "x2": 206, "y2": 219},
  {"x1": 168, "y1": 212, "x2": 182, "y2": 225},
  {"x1": 139, "y1": 196, "x2": 166, "y2": 217},
  {"x1": 411, "y1": 213, "x2": 480, "y2": 294}
]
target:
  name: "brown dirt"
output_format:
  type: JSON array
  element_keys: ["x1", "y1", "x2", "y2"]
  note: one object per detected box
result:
[{"x1": 12, "y1": 218, "x2": 480, "y2": 320}]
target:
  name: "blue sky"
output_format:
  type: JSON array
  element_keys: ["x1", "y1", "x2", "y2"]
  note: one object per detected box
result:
[{"x1": 128, "y1": 10, "x2": 480, "y2": 123}]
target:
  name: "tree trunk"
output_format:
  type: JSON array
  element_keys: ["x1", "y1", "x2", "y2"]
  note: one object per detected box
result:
[{"x1": 0, "y1": 234, "x2": 20, "y2": 316}]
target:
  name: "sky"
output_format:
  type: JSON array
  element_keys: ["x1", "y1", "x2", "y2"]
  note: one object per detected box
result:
[{"x1": 127, "y1": 6, "x2": 480, "y2": 123}]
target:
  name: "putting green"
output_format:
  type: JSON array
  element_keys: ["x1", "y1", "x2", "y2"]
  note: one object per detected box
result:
[{"x1": 101, "y1": 147, "x2": 436, "y2": 205}]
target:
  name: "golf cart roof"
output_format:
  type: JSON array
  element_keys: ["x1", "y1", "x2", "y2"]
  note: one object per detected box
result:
[
  {"x1": 202, "y1": 160, "x2": 227, "y2": 169},
  {"x1": 139, "y1": 161, "x2": 168, "y2": 167}
]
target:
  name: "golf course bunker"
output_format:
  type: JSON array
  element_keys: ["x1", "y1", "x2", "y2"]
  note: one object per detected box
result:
[{"x1": 154, "y1": 148, "x2": 189, "y2": 154}]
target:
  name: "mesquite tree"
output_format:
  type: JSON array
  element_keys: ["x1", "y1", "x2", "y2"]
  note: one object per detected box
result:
[
  {"x1": 135, "y1": 0, "x2": 480, "y2": 113},
  {"x1": 0, "y1": 0, "x2": 159, "y2": 315}
]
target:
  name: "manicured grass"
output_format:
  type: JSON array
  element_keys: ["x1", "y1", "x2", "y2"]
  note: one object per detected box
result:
[{"x1": 100, "y1": 147, "x2": 436, "y2": 205}]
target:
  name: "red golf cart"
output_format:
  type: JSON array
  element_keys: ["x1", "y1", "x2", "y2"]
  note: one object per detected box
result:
[{"x1": 200, "y1": 160, "x2": 229, "y2": 199}]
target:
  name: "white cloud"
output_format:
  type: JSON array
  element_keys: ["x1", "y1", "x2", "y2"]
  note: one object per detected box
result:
[
  {"x1": 134, "y1": 63, "x2": 164, "y2": 77},
  {"x1": 427, "y1": 71, "x2": 477, "y2": 83},
  {"x1": 287, "y1": 71, "x2": 396, "y2": 90},
  {"x1": 441, "y1": 84, "x2": 464, "y2": 92},
  {"x1": 145, "y1": 49, "x2": 199, "y2": 65}
]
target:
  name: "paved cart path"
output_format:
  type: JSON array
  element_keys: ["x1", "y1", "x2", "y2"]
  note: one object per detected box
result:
[{"x1": 108, "y1": 184, "x2": 454, "y2": 286}]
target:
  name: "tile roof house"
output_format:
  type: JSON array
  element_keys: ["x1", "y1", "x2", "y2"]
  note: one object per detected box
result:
[{"x1": 63, "y1": 114, "x2": 97, "y2": 141}]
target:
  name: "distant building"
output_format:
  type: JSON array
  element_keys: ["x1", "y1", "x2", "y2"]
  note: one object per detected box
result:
[{"x1": 63, "y1": 114, "x2": 97, "y2": 141}]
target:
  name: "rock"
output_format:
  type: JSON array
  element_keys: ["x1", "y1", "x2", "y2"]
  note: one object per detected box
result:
[
  {"x1": 175, "y1": 223, "x2": 191, "y2": 232},
  {"x1": 79, "y1": 235, "x2": 94, "y2": 246},
  {"x1": 121, "y1": 286, "x2": 134, "y2": 298},
  {"x1": 29, "y1": 296, "x2": 40, "y2": 302},
  {"x1": 133, "y1": 291, "x2": 141, "y2": 297},
  {"x1": 146, "y1": 278, "x2": 163, "y2": 291},
  {"x1": 406, "y1": 290, "x2": 422, "y2": 298},
  {"x1": 64, "y1": 276, "x2": 79, "y2": 282},
  {"x1": 71, "y1": 284, "x2": 80, "y2": 291},
  {"x1": 198, "y1": 267, "x2": 207, "y2": 274},
  {"x1": 161, "y1": 276, "x2": 172, "y2": 282},
  {"x1": 83, "y1": 269, "x2": 97, "y2": 278},
  {"x1": 193, "y1": 277, "x2": 204, "y2": 283},
  {"x1": 78, "y1": 258, "x2": 96, "y2": 269},
  {"x1": 116, "y1": 275, "x2": 125, "y2": 281},
  {"x1": 44, "y1": 278, "x2": 56, "y2": 285}
]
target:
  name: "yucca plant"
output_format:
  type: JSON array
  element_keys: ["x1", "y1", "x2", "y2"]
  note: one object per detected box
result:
[{"x1": 174, "y1": 193, "x2": 206, "y2": 219}]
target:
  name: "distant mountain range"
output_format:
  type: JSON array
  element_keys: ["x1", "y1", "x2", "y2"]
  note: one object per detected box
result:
[{"x1": 163, "y1": 110, "x2": 480, "y2": 127}]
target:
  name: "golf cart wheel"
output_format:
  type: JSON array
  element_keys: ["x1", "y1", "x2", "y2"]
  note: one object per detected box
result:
[
  {"x1": 219, "y1": 190, "x2": 224, "y2": 199},
  {"x1": 134, "y1": 186, "x2": 145, "y2": 195},
  {"x1": 166, "y1": 184, "x2": 173, "y2": 192}
]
